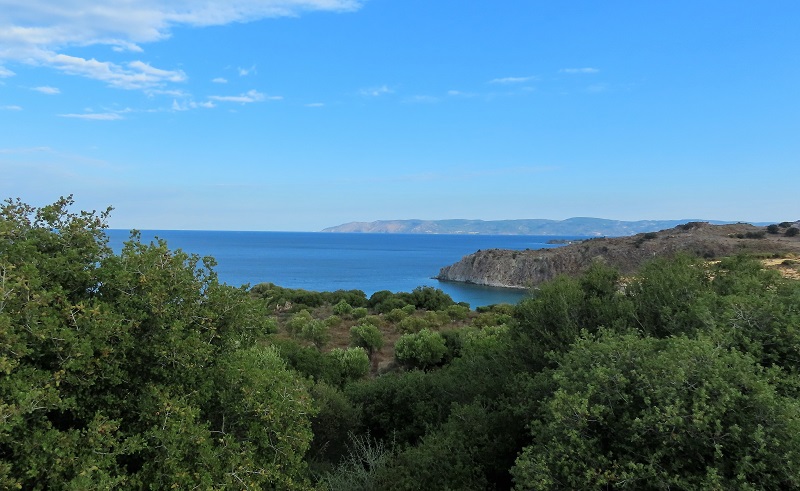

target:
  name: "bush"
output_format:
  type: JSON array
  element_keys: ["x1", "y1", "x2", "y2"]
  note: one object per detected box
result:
[
  {"x1": 786, "y1": 227, "x2": 799, "y2": 237},
  {"x1": 327, "y1": 348, "x2": 370, "y2": 385},
  {"x1": 350, "y1": 323, "x2": 384, "y2": 358},
  {"x1": 386, "y1": 308, "x2": 409, "y2": 323},
  {"x1": 767, "y1": 224, "x2": 781, "y2": 234},
  {"x1": 352, "y1": 307, "x2": 369, "y2": 319},
  {"x1": 332, "y1": 300, "x2": 354, "y2": 316},
  {"x1": 398, "y1": 315, "x2": 429, "y2": 334},
  {"x1": 394, "y1": 329, "x2": 447, "y2": 370}
]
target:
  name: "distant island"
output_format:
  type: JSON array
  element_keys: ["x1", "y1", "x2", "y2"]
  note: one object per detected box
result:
[{"x1": 322, "y1": 218, "x2": 762, "y2": 237}]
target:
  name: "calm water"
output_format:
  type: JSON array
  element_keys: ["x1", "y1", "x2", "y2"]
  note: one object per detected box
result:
[{"x1": 106, "y1": 230, "x2": 579, "y2": 308}]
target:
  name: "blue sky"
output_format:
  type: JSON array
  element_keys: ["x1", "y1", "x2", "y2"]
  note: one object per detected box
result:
[{"x1": 1, "y1": 1, "x2": 798, "y2": 231}]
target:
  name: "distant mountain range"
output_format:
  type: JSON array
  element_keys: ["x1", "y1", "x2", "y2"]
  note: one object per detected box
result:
[{"x1": 321, "y1": 218, "x2": 767, "y2": 237}]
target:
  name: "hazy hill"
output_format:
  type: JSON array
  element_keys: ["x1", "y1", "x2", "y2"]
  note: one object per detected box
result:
[{"x1": 321, "y1": 218, "x2": 756, "y2": 236}]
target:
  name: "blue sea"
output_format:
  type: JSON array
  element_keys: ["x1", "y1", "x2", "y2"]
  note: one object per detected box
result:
[{"x1": 106, "y1": 230, "x2": 579, "y2": 308}]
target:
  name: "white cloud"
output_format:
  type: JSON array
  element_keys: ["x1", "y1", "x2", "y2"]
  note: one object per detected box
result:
[
  {"x1": 209, "y1": 89, "x2": 281, "y2": 103},
  {"x1": 561, "y1": 67, "x2": 600, "y2": 74},
  {"x1": 212, "y1": 77, "x2": 228, "y2": 84},
  {"x1": 47, "y1": 54, "x2": 187, "y2": 89},
  {"x1": 172, "y1": 99, "x2": 216, "y2": 111},
  {"x1": 32, "y1": 85, "x2": 60, "y2": 94},
  {"x1": 60, "y1": 112, "x2": 125, "y2": 120},
  {"x1": 305, "y1": 102, "x2": 325, "y2": 107},
  {"x1": 2, "y1": 105, "x2": 23, "y2": 110},
  {"x1": 0, "y1": 66, "x2": 15, "y2": 78},
  {"x1": 359, "y1": 85, "x2": 393, "y2": 97},
  {"x1": 0, "y1": 1, "x2": 362, "y2": 88},
  {"x1": 447, "y1": 90, "x2": 476, "y2": 98},
  {"x1": 489, "y1": 76, "x2": 538, "y2": 84}
]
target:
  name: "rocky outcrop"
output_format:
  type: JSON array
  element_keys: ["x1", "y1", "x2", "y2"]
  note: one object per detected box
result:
[{"x1": 436, "y1": 222, "x2": 800, "y2": 289}]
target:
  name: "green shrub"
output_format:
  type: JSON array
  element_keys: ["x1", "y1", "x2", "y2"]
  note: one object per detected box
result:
[
  {"x1": 333, "y1": 300, "x2": 354, "y2": 316},
  {"x1": 352, "y1": 307, "x2": 369, "y2": 319},
  {"x1": 398, "y1": 315, "x2": 429, "y2": 334},
  {"x1": 786, "y1": 227, "x2": 799, "y2": 237},
  {"x1": 394, "y1": 329, "x2": 447, "y2": 370},
  {"x1": 350, "y1": 323, "x2": 384, "y2": 358},
  {"x1": 767, "y1": 224, "x2": 780, "y2": 234},
  {"x1": 386, "y1": 308, "x2": 409, "y2": 323}
]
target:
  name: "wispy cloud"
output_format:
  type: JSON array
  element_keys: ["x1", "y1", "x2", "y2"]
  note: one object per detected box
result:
[
  {"x1": 2, "y1": 105, "x2": 23, "y2": 111},
  {"x1": 447, "y1": 90, "x2": 477, "y2": 98},
  {"x1": 172, "y1": 99, "x2": 216, "y2": 111},
  {"x1": 209, "y1": 89, "x2": 281, "y2": 103},
  {"x1": 489, "y1": 76, "x2": 538, "y2": 84},
  {"x1": 305, "y1": 102, "x2": 325, "y2": 107},
  {"x1": 212, "y1": 77, "x2": 228, "y2": 84},
  {"x1": 47, "y1": 54, "x2": 187, "y2": 90},
  {"x1": 0, "y1": 66, "x2": 15, "y2": 78},
  {"x1": 32, "y1": 86, "x2": 60, "y2": 95},
  {"x1": 560, "y1": 67, "x2": 600, "y2": 74},
  {"x1": 238, "y1": 66, "x2": 257, "y2": 77},
  {"x1": 0, "y1": 1, "x2": 362, "y2": 89},
  {"x1": 359, "y1": 85, "x2": 393, "y2": 97},
  {"x1": 59, "y1": 112, "x2": 125, "y2": 121}
]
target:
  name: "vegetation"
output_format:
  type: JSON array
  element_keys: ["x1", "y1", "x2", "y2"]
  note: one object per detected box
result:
[{"x1": 3, "y1": 197, "x2": 800, "y2": 489}]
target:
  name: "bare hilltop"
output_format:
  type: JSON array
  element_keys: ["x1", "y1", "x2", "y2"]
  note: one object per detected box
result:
[{"x1": 436, "y1": 221, "x2": 800, "y2": 289}]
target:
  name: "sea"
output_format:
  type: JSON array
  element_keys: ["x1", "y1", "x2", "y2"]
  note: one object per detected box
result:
[{"x1": 105, "y1": 230, "x2": 581, "y2": 308}]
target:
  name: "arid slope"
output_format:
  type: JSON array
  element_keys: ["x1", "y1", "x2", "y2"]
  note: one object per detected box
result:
[{"x1": 436, "y1": 222, "x2": 800, "y2": 289}]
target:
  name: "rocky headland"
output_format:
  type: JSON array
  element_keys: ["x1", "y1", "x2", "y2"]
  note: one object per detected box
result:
[{"x1": 436, "y1": 222, "x2": 800, "y2": 289}]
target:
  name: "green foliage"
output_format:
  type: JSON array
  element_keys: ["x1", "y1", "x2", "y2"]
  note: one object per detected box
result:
[
  {"x1": 324, "y1": 314, "x2": 343, "y2": 327},
  {"x1": 394, "y1": 329, "x2": 447, "y2": 370},
  {"x1": 512, "y1": 331, "x2": 800, "y2": 490},
  {"x1": 767, "y1": 224, "x2": 781, "y2": 234},
  {"x1": 397, "y1": 315, "x2": 429, "y2": 333},
  {"x1": 385, "y1": 307, "x2": 409, "y2": 323},
  {"x1": 368, "y1": 290, "x2": 410, "y2": 314},
  {"x1": 319, "y1": 433, "x2": 394, "y2": 491},
  {"x1": 286, "y1": 309, "x2": 315, "y2": 337},
  {"x1": 300, "y1": 319, "x2": 331, "y2": 350},
  {"x1": 351, "y1": 307, "x2": 368, "y2": 319},
  {"x1": 332, "y1": 300, "x2": 353, "y2": 316},
  {"x1": 350, "y1": 323, "x2": 384, "y2": 358},
  {"x1": 0, "y1": 197, "x2": 315, "y2": 489},
  {"x1": 787, "y1": 227, "x2": 800, "y2": 237},
  {"x1": 408, "y1": 286, "x2": 455, "y2": 311},
  {"x1": 327, "y1": 348, "x2": 370, "y2": 385},
  {"x1": 445, "y1": 304, "x2": 470, "y2": 321}
]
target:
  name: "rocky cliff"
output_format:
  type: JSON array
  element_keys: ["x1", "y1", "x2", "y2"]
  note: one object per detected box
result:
[{"x1": 436, "y1": 222, "x2": 800, "y2": 289}]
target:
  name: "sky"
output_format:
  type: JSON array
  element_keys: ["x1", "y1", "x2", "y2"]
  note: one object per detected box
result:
[{"x1": 1, "y1": 0, "x2": 798, "y2": 231}]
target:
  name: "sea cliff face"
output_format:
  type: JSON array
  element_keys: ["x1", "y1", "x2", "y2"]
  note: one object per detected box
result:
[{"x1": 436, "y1": 222, "x2": 800, "y2": 289}]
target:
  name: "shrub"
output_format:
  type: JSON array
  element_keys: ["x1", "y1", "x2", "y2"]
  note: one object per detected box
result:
[
  {"x1": 324, "y1": 315, "x2": 343, "y2": 327},
  {"x1": 333, "y1": 300, "x2": 354, "y2": 316},
  {"x1": 786, "y1": 227, "x2": 799, "y2": 237},
  {"x1": 394, "y1": 329, "x2": 447, "y2": 370},
  {"x1": 327, "y1": 348, "x2": 370, "y2": 385},
  {"x1": 350, "y1": 323, "x2": 384, "y2": 359},
  {"x1": 767, "y1": 224, "x2": 780, "y2": 234},
  {"x1": 385, "y1": 308, "x2": 409, "y2": 323},
  {"x1": 398, "y1": 315, "x2": 429, "y2": 334},
  {"x1": 352, "y1": 307, "x2": 369, "y2": 319}
]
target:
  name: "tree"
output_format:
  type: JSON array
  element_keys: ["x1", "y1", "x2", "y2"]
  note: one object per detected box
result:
[
  {"x1": 350, "y1": 323, "x2": 384, "y2": 360},
  {"x1": 512, "y1": 331, "x2": 800, "y2": 490},
  {"x1": 0, "y1": 197, "x2": 315, "y2": 489}
]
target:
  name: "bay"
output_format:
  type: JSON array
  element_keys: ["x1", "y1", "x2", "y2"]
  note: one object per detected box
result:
[{"x1": 106, "y1": 230, "x2": 579, "y2": 307}]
